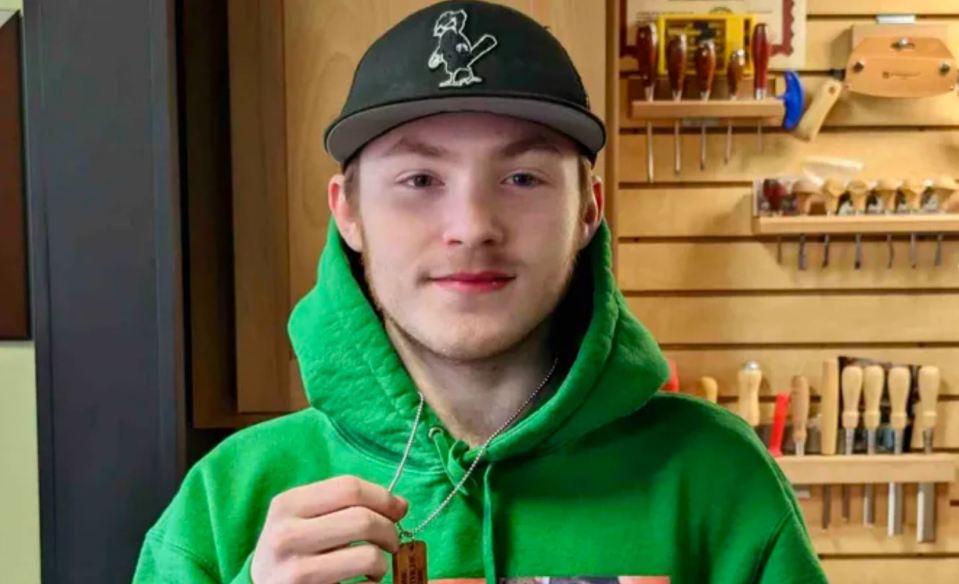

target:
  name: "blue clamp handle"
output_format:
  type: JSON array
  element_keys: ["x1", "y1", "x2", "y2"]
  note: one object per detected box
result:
[{"x1": 779, "y1": 70, "x2": 804, "y2": 130}]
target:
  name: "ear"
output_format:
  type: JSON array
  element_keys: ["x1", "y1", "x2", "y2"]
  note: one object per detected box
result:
[
  {"x1": 328, "y1": 174, "x2": 364, "y2": 252},
  {"x1": 578, "y1": 173, "x2": 605, "y2": 249}
]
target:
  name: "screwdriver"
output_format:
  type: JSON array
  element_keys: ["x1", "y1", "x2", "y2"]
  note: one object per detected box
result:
[
  {"x1": 916, "y1": 366, "x2": 941, "y2": 543},
  {"x1": 751, "y1": 23, "x2": 771, "y2": 153},
  {"x1": 862, "y1": 364, "x2": 884, "y2": 527},
  {"x1": 887, "y1": 366, "x2": 911, "y2": 536},
  {"x1": 875, "y1": 179, "x2": 902, "y2": 269},
  {"x1": 901, "y1": 179, "x2": 925, "y2": 269},
  {"x1": 791, "y1": 375, "x2": 810, "y2": 456},
  {"x1": 821, "y1": 178, "x2": 846, "y2": 269},
  {"x1": 725, "y1": 49, "x2": 746, "y2": 165},
  {"x1": 848, "y1": 180, "x2": 870, "y2": 270},
  {"x1": 840, "y1": 365, "x2": 863, "y2": 523},
  {"x1": 635, "y1": 23, "x2": 658, "y2": 183},
  {"x1": 694, "y1": 40, "x2": 717, "y2": 171},
  {"x1": 666, "y1": 33, "x2": 688, "y2": 176}
]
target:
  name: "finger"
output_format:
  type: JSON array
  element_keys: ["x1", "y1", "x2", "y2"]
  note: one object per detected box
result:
[
  {"x1": 274, "y1": 506, "x2": 401, "y2": 557},
  {"x1": 294, "y1": 544, "x2": 389, "y2": 584},
  {"x1": 272, "y1": 476, "x2": 408, "y2": 522}
]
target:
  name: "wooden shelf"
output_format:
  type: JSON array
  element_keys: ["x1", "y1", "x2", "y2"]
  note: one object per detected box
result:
[
  {"x1": 754, "y1": 215, "x2": 959, "y2": 235},
  {"x1": 630, "y1": 97, "x2": 784, "y2": 122},
  {"x1": 777, "y1": 454, "x2": 957, "y2": 485},
  {"x1": 809, "y1": 523, "x2": 959, "y2": 557}
]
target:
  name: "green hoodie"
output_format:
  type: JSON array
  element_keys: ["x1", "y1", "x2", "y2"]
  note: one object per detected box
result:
[{"x1": 133, "y1": 220, "x2": 827, "y2": 583}]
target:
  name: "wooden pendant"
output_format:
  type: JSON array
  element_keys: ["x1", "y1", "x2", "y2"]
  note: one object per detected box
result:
[{"x1": 392, "y1": 540, "x2": 428, "y2": 584}]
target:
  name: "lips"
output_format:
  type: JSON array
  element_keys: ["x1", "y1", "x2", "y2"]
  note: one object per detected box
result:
[{"x1": 430, "y1": 271, "x2": 515, "y2": 293}]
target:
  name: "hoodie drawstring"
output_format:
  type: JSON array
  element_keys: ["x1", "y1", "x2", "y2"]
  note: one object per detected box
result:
[{"x1": 482, "y1": 463, "x2": 499, "y2": 584}]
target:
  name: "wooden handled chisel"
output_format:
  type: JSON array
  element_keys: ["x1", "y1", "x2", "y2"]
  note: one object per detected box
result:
[
  {"x1": 725, "y1": 49, "x2": 746, "y2": 165},
  {"x1": 875, "y1": 179, "x2": 902, "y2": 269},
  {"x1": 887, "y1": 366, "x2": 911, "y2": 536},
  {"x1": 916, "y1": 366, "x2": 941, "y2": 543},
  {"x1": 751, "y1": 23, "x2": 770, "y2": 153},
  {"x1": 862, "y1": 364, "x2": 884, "y2": 527},
  {"x1": 840, "y1": 365, "x2": 863, "y2": 522},
  {"x1": 666, "y1": 34, "x2": 688, "y2": 176},
  {"x1": 635, "y1": 23, "x2": 658, "y2": 183},
  {"x1": 739, "y1": 361, "x2": 762, "y2": 436},
  {"x1": 820, "y1": 358, "x2": 840, "y2": 529},
  {"x1": 697, "y1": 376, "x2": 719, "y2": 404},
  {"x1": 791, "y1": 375, "x2": 810, "y2": 456},
  {"x1": 848, "y1": 180, "x2": 870, "y2": 270},
  {"x1": 694, "y1": 40, "x2": 716, "y2": 171},
  {"x1": 901, "y1": 180, "x2": 925, "y2": 269}
]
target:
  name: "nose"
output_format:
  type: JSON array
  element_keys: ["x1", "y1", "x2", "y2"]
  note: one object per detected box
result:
[{"x1": 441, "y1": 183, "x2": 505, "y2": 248}]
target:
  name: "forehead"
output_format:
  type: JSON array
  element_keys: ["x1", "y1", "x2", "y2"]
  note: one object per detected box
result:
[{"x1": 359, "y1": 112, "x2": 580, "y2": 162}]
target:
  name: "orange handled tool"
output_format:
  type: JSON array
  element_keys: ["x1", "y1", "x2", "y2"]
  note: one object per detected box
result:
[
  {"x1": 768, "y1": 391, "x2": 791, "y2": 457},
  {"x1": 694, "y1": 40, "x2": 716, "y2": 170},
  {"x1": 666, "y1": 34, "x2": 688, "y2": 176}
]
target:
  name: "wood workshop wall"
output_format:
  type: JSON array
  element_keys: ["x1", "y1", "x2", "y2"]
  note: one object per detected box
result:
[{"x1": 614, "y1": 0, "x2": 959, "y2": 581}]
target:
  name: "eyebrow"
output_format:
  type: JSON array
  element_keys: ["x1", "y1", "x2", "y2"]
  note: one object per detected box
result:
[{"x1": 379, "y1": 134, "x2": 565, "y2": 161}]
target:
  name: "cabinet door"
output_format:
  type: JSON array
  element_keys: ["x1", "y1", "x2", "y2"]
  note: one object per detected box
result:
[{"x1": 227, "y1": 0, "x2": 607, "y2": 416}]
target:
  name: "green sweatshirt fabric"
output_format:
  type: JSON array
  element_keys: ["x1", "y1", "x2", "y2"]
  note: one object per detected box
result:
[{"x1": 133, "y1": 220, "x2": 827, "y2": 583}]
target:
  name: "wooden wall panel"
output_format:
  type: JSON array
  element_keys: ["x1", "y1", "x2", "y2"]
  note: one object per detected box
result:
[
  {"x1": 626, "y1": 294, "x2": 959, "y2": 345},
  {"x1": 808, "y1": 0, "x2": 959, "y2": 15},
  {"x1": 821, "y1": 558, "x2": 959, "y2": 584},
  {"x1": 618, "y1": 131, "x2": 959, "y2": 184},
  {"x1": 618, "y1": 241, "x2": 959, "y2": 291}
]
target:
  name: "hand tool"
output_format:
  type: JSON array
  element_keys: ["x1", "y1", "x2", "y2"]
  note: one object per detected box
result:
[
  {"x1": 662, "y1": 358, "x2": 680, "y2": 393},
  {"x1": 762, "y1": 179, "x2": 788, "y2": 263},
  {"x1": 840, "y1": 365, "x2": 864, "y2": 522},
  {"x1": 822, "y1": 179, "x2": 847, "y2": 269},
  {"x1": 792, "y1": 179, "x2": 820, "y2": 271},
  {"x1": 635, "y1": 23, "x2": 658, "y2": 183},
  {"x1": 930, "y1": 176, "x2": 957, "y2": 267},
  {"x1": 769, "y1": 391, "x2": 790, "y2": 457},
  {"x1": 848, "y1": 180, "x2": 870, "y2": 269},
  {"x1": 738, "y1": 361, "x2": 762, "y2": 436},
  {"x1": 916, "y1": 365, "x2": 941, "y2": 543},
  {"x1": 751, "y1": 23, "x2": 771, "y2": 153},
  {"x1": 697, "y1": 376, "x2": 718, "y2": 404},
  {"x1": 694, "y1": 40, "x2": 717, "y2": 171},
  {"x1": 901, "y1": 179, "x2": 926, "y2": 269},
  {"x1": 666, "y1": 34, "x2": 688, "y2": 176},
  {"x1": 724, "y1": 49, "x2": 746, "y2": 165},
  {"x1": 862, "y1": 364, "x2": 884, "y2": 527},
  {"x1": 791, "y1": 375, "x2": 810, "y2": 456},
  {"x1": 820, "y1": 358, "x2": 840, "y2": 529},
  {"x1": 875, "y1": 179, "x2": 902, "y2": 269},
  {"x1": 887, "y1": 365, "x2": 911, "y2": 536}
]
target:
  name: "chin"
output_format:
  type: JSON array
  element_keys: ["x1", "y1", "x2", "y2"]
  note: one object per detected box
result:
[{"x1": 397, "y1": 314, "x2": 541, "y2": 362}]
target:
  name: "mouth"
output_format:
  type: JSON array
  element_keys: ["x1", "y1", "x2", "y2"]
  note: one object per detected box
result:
[{"x1": 429, "y1": 271, "x2": 515, "y2": 294}]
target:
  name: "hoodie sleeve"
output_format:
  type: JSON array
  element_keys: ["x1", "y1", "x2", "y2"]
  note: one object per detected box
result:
[
  {"x1": 755, "y1": 508, "x2": 828, "y2": 584},
  {"x1": 132, "y1": 533, "x2": 254, "y2": 583}
]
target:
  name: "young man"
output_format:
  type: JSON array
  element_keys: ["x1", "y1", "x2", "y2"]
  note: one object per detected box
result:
[{"x1": 134, "y1": 2, "x2": 827, "y2": 583}]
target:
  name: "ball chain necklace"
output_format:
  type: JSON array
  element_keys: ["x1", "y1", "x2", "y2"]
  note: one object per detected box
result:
[{"x1": 388, "y1": 357, "x2": 560, "y2": 583}]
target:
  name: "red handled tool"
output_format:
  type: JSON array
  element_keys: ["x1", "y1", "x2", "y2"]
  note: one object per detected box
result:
[
  {"x1": 635, "y1": 23, "x2": 658, "y2": 183},
  {"x1": 768, "y1": 391, "x2": 791, "y2": 457},
  {"x1": 751, "y1": 23, "x2": 770, "y2": 152}
]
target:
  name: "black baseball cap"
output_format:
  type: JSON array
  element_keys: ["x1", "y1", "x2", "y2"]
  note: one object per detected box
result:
[{"x1": 323, "y1": 0, "x2": 606, "y2": 165}]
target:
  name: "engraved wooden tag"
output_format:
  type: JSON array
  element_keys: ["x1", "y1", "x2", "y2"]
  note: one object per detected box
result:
[{"x1": 392, "y1": 540, "x2": 427, "y2": 584}]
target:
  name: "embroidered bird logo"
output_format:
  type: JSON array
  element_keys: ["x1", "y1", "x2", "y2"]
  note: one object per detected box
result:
[{"x1": 427, "y1": 9, "x2": 498, "y2": 88}]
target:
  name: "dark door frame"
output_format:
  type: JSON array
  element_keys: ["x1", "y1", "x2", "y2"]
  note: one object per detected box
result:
[{"x1": 22, "y1": 0, "x2": 187, "y2": 581}]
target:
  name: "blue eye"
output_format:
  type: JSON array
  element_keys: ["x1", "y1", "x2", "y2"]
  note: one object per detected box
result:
[{"x1": 507, "y1": 173, "x2": 541, "y2": 187}]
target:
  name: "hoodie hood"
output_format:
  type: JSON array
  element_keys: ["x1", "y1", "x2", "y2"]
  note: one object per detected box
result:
[{"x1": 288, "y1": 218, "x2": 669, "y2": 469}]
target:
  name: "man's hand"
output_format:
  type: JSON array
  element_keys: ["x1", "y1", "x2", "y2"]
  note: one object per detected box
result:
[{"x1": 250, "y1": 476, "x2": 408, "y2": 584}]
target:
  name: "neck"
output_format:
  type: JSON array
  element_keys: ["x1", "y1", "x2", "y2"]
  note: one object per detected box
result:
[{"x1": 386, "y1": 319, "x2": 559, "y2": 447}]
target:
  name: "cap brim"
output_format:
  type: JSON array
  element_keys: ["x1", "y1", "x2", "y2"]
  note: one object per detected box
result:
[{"x1": 324, "y1": 95, "x2": 606, "y2": 164}]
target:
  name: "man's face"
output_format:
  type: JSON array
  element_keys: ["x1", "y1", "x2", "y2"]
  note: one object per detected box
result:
[{"x1": 330, "y1": 112, "x2": 602, "y2": 361}]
